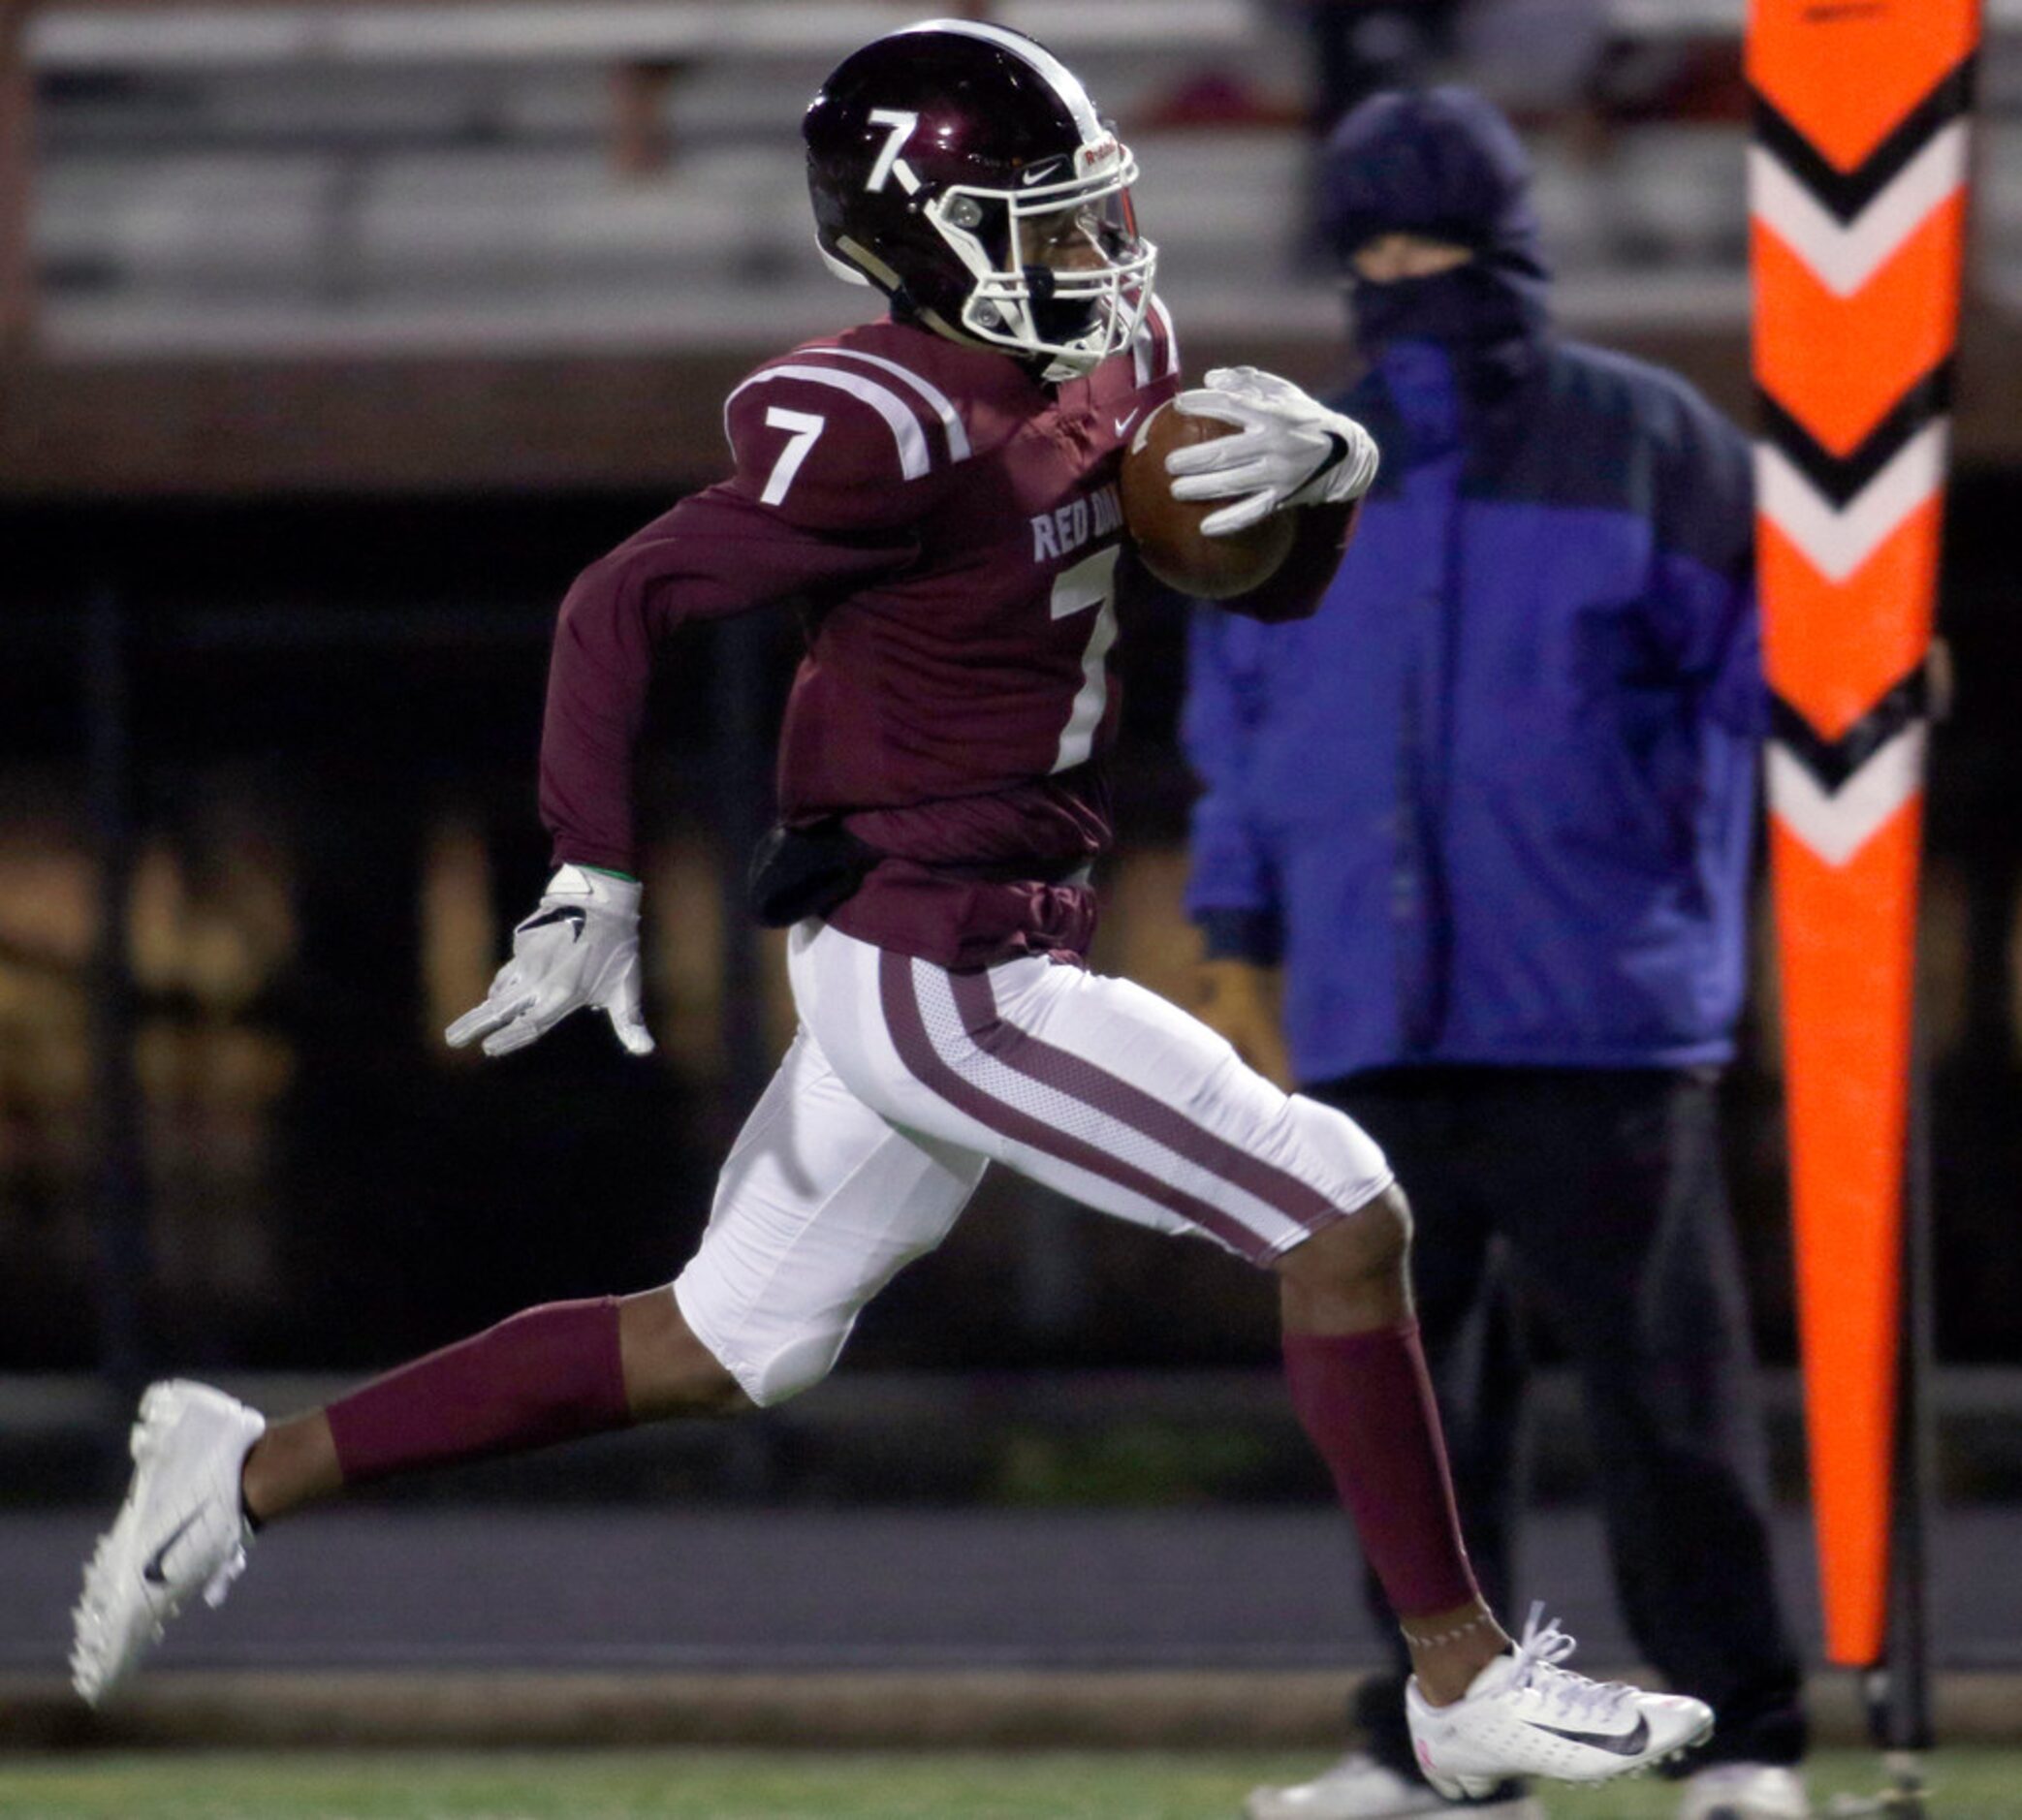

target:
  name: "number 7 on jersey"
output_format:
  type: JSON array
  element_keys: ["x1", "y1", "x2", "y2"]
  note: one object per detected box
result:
[{"x1": 761, "y1": 407, "x2": 827, "y2": 505}]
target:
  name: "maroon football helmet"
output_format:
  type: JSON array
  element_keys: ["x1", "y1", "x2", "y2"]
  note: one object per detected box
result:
[{"x1": 805, "y1": 18, "x2": 1157, "y2": 380}]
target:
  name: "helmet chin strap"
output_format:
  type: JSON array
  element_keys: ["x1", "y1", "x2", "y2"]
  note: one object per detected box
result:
[
  {"x1": 958, "y1": 276, "x2": 1108, "y2": 380},
  {"x1": 914, "y1": 303, "x2": 1002, "y2": 359},
  {"x1": 1021, "y1": 265, "x2": 1110, "y2": 378},
  {"x1": 826, "y1": 226, "x2": 1119, "y2": 380},
  {"x1": 918, "y1": 292, "x2": 1090, "y2": 382}
]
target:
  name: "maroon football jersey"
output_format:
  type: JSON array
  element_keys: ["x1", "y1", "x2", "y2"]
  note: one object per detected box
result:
[{"x1": 539, "y1": 305, "x2": 1349, "y2": 966}]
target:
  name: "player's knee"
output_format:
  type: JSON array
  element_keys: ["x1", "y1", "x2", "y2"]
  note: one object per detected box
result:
[
  {"x1": 1265, "y1": 1092, "x2": 1406, "y2": 1278},
  {"x1": 667, "y1": 1254, "x2": 871, "y2": 1410},
  {"x1": 618, "y1": 1288, "x2": 752, "y2": 1421},
  {"x1": 741, "y1": 1328, "x2": 851, "y2": 1409},
  {"x1": 1276, "y1": 1181, "x2": 1413, "y2": 1295}
]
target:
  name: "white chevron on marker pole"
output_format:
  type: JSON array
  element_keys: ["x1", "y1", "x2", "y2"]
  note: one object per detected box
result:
[
  {"x1": 1767, "y1": 725, "x2": 1929, "y2": 868},
  {"x1": 1748, "y1": 121, "x2": 1969, "y2": 297},
  {"x1": 1755, "y1": 421, "x2": 1948, "y2": 582}
]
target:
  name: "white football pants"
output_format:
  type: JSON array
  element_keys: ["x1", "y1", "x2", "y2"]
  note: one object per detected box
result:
[{"x1": 674, "y1": 920, "x2": 1392, "y2": 1405}]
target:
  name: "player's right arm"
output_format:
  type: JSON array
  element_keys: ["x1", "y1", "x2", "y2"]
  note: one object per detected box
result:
[{"x1": 450, "y1": 357, "x2": 941, "y2": 1058}]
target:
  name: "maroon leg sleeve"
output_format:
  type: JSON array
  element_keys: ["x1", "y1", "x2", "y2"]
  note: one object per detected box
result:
[
  {"x1": 1283, "y1": 1322, "x2": 1480, "y2": 1619},
  {"x1": 327, "y1": 1297, "x2": 631, "y2": 1486}
]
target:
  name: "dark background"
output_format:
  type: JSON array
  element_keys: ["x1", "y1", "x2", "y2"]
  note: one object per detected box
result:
[
  {"x1": 5, "y1": 466, "x2": 2018, "y2": 1388},
  {"x1": 2, "y1": 3, "x2": 2018, "y2": 1515}
]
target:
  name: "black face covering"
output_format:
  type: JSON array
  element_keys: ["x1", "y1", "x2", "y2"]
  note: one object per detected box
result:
[
  {"x1": 1320, "y1": 87, "x2": 1552, "y2": 367},
  {"x1": 1348, "y1": 256, "x2": 1548, "y2": 359}
]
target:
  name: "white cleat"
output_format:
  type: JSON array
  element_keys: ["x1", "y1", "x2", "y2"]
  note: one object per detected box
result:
[
  {"x1": 70, "y1": 1379, "x2": 266, "y2": 1707},
  {"x1": 1677, "y1": 1763, "x2": 1810, "y2": 1820},
  {"x1": 1245, "y1": 1748, "x2": 1542, "y2": 1819},
  {"x1": 1406, "y1": 1605, "x2": 1715, "y2": 1799}
]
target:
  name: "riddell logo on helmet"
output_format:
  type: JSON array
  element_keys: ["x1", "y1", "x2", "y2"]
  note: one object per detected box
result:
[{"x1": 1075, "y1": 138, "x2": 1122, "y2": 176}]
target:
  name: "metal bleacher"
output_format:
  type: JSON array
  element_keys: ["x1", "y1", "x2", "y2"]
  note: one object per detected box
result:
[
  {"x1": 27, "y1": 3, "x2": 1303, "y2": 354},
  {"x1": 32, "y1": 0, "x2": 2022, "y2": 361},
  {"x1": 9, "y1": 0, "x2": 2021, "y2": 497}
]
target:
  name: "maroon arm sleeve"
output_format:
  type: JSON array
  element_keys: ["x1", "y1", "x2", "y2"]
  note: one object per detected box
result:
[
  {"x1": 538, "y1": 486, "x2": 916, "y2": 873},
  {"x1": 538, "y1": 361, "x2": 945, "y2": 873},
  {"x1": 1215, "y1": 496, "x2": 1364, "y2": 626}
]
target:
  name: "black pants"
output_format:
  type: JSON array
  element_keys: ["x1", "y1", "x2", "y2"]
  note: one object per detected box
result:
[{"x1": 1311, "y1": 1066, "x2": 1807, "y2": 1775}]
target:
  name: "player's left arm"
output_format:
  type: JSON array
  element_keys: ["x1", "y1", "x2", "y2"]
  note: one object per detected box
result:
[
  {"x1": 1166, "y1": 366, "x2": 1379, "y2": 625},
  {"x1": 1165, "y1": 366, "x2": 1380, "y2": 535}
]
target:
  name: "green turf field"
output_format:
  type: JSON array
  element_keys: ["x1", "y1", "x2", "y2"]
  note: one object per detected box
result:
[{"x1": 0, "y1": 1749, "x2": 2016, "y2": 1820}]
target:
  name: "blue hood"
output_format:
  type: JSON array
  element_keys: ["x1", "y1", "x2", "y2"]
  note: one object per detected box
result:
[{"x1": 1318, "y1": 87, "x2": 1550, "y2": 359}]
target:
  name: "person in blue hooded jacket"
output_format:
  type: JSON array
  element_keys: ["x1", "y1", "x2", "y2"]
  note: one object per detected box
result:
[{"x1": 1187, "y1": 89, "x2": 1810, "y2": 1820}]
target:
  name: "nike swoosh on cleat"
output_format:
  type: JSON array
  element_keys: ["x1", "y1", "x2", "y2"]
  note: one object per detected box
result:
[
  {"x1": 141, "y1": 1511, "x2": 202, "y2": 1586},
  {"x1": 1525, "y1": 1713, "x2": 1652, "y2": 1756}
]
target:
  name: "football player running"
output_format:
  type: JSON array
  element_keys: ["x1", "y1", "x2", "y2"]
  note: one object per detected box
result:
[{"x1": 73, "y1": 19, "x2": 1709, "y2": 1794}]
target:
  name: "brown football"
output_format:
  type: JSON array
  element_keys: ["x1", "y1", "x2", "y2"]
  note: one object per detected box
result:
[{"x1": 1119, "y1": 401, "x2": 1297, "y2": 600}]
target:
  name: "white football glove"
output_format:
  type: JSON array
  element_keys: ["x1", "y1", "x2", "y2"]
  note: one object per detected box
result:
[
  {"x1": 1165, "y1": 365, "x2": 1380, "y2": 538},
  {"x1": 445, "y1": 863, "x2": 653, "y2": 1058}
]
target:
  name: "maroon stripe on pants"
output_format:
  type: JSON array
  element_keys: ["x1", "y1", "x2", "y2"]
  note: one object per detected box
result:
[
  {"x1": 878, "y1": 953, "x2": 1330, "y2": 1262},
  {"x1": 947, "y1": 969, "x2": 1347, "y2": 1238}
]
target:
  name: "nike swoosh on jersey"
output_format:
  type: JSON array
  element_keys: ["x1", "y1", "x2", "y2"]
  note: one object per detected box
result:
[
  {"x1": 1524, "y1": 1714, "x2": 1652, "y2": 1757},
  {"x1": 1113, "y1": 409, "x2": 1140, "y2": 438},
  {"x1": 142, "y1": 1511, "x2": 203, "y2": 1586}
]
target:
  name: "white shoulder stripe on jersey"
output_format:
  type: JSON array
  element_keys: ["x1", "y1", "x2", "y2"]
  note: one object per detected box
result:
[
  {"x1": 724, "y1": 363, "x2": 932, "y2": 481},
  {"x1": 1134, "y1": 295, "x2": 1180, "y2": 388},
  {"x1": 1149, "y1": 296, "x2": 1181, "y2": 378},
  {"x1": 805, "y1": 347, "x2": 972, "y2": 461},
  {"x1": 906, "y1": 17, "x2": 1104, "y2": 143}
]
